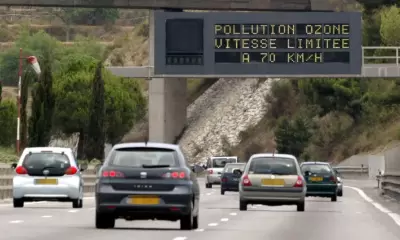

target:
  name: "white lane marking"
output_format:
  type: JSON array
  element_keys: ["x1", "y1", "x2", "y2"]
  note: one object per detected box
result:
[
  {"x1": 68, "y1": 210, "x2": 78, "y2": 213},
  {"x1": 172, "y1": 237, "x2": 187, "y2": 240},
  {"x1": 9, "y1": 220, "x2": 23, "y2": 223},
  {"x1": 194, "y1": 229, "x2": 205, "y2": 232},
  {"x1": 250, "y1": 205, "x2": 257, "y2": 209},
  {"x1": 229, "y1": 212, "x2": 237, "y2": 216},
  {"x1": 208, "y1": 222, "x2": 218, "y2": 226},
  {"x1": 346, "y1": 186, "x2": 400, "y2": 227},
  {"x1": 206, "y1": 193, "x2": 212, "y2": 196},
  {"x1": 220, "y1": 218, "x2": 229, "y2": 222},
  {"x1": 0, "y1": 197, "x2": 95, "y2": 207},
  {"x1": 41, "y1": 215, "x2": 52, "y2": 218}
]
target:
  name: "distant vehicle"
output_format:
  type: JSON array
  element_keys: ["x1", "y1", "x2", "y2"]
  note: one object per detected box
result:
[
  {"x1": 237, "y1": 153, "x2": 306, "y2": 212},
  {"x1": 300, "y1": 161, "x2": 338, "y2": 201},
  {"x1": 221, "y1": 163, "x2": 246, "y2": 195},
  {"x1": 95, "y1": 142, "x2": 200, "y2": 230},
  {"x1": 205, "y1": 156, "x2": 238, "y2": 188},
  {"x1": 333, "y1": 168, "x2": 343, "y2": 197},
  {"x1": 12, "y1": 147, "x2": 87, "y2": 208}
]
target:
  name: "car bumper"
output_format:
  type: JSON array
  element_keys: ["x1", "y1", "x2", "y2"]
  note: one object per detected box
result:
[
  {"x1": 13, "y1": 184, "x2": 80, "y2": 200},
  {"x1": 207, "y1": 175, "x2": 221, "y2": 184},
  {"x1": 221, "y1": 182, "x2": 239, "y2": 191},
  {"x1": 306, "y1": 183, "x2": 337, "y2": 196},
  {"x1": 240, "y1": 187, "x2": 306, "y2": 204}
]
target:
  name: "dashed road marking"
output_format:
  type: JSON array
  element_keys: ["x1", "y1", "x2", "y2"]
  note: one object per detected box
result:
[
  {"x1": 9, "y1": 220, "x2": 23, "y2": 223},
  {"x1": 220, "y1": 218, "x2": 229, "y2": 222},
  {"x1": 194, "y1": 228, "x2": 205, "y2": 232},
  {"x1": 41, "y1": 215, "x2": 52, "y2": 218},
  {"x1": 172, "y1": 237, "x2": 187, "y2": 240},
  {"x1": 68, "y1": 210, "x2": 78, "y2": 213},
  {"x1": 346, "y1": 186, "x2": 400, "y2": 227},
  {"x1": 229, "y1": 212, "x2": 237, "y2": 216},
  {"x1": 208, "y1": 222, "x2": 218, "y2": 226},
  {"x1": 206, "y1": 193, "x2": 212, "y2": 196}
]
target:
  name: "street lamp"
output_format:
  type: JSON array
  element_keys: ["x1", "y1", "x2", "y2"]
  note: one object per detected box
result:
[{"x1": 16, "y1": 48, "x2": 41, "y2": 156}]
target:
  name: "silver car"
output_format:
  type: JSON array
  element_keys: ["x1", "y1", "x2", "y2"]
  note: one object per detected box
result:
[
  {"x1": 205, "y1": 156, "x2": 238, "y2": 188},
  {"x1": 238, "y1": 153, "x2": 306, "y2": 212},
  {"x1": 12, "y1": 147, "x2": 86, "y2": 208}
]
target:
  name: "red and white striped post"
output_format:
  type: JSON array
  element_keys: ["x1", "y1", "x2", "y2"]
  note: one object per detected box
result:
[{"x1": 16, "y1": 49, "x2": 41, "y2": 155}]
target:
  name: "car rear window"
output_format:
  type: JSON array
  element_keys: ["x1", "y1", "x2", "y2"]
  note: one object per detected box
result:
[
  {"x1": 223, "y1": 164, "x2": 245, "y2": 173},
  {"x1": 301, "y1": 164, "x2": 332, "y2": 174},
  {"x1": 22, "y1": 152, "x2": 71, "y2": 170},
  {"x1": 248, "y1": 157, "x2": 297, "y2": 175},
  {"x1": 212, "y1": 158, "x2": 236, "y2": 168},
  {"x1": 109, "y1": 147, "x2": 179, "y2": 167}
]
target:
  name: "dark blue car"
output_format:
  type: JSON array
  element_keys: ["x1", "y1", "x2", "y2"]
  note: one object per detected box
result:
[{"x1": 221, "y1": 163, "x2": 246, "y2": 195}]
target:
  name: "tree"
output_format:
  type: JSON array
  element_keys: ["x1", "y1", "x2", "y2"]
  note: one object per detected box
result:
[
  {"x1": 84, "y1": 61, "x2": 106, "y2": 160},
  {"x1": 0, "y1": 100, "x2": 17, "y2": 146},
  {"x1": 20, "y1": 70, "x2": 32, "y2": 150},
  {"x1": 0, "y1": 80, "x2": 2, "y2": 102},
  {"x1": 28, "y1": 56, "x2": 55, "y2": 147}
]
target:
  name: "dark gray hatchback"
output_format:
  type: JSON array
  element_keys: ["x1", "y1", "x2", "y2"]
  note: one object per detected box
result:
[{"x1": 95, "y1": 142, "x2": 200, "y2": 230}]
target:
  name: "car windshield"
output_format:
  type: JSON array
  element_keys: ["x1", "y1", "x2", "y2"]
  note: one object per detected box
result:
[
  {"x1": 109, "y1": 147, "x2": 179, "y2": 167},
  {"x1": 22, "y1": 152, "x2": 71, "y2": 170},
  {"x1": 212, "y1": 158, "x2": 236, "y2": 168},
  {"x1": 223, "y1": 164, "x2": 245, "y2": 173},
  {"x1": 301, "y1": 164, "x2": 332, "y2": 174},
  {"x1": 248, "y1": 157, "x2": 297, "y2": 175}
]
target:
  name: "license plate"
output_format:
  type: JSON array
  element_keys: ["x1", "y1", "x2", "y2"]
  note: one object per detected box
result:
[
  {"x1": 310, "y1": 176, "x2": 323, "y2": 182},
  {"x1": 233, "y1": 178, "x2": 238, "y2": 181},
  {"x1": 129, "y1": 196, "x2": 160, "y2": 205},
  {"x1": 35, "y1": 178, "x2": 58, "y2": 185},
  {"x1": 261, "y1": 179, "x2": 285, "y2": 186}
]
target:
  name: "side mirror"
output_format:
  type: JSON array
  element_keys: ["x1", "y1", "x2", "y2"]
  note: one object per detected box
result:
[
  {"x1": 10, "y1": 163, "x2": 17, "y2": 169},
  {"x1": 190, "y1": 165, "x2": 196, "y2": 173},
  {"x1": 202, "y1": 165, "x2": 207, "y2": 170},
  {"x1": 233, "y1": 169, "x2": 243, "y2": 176},
  {"x1": 79, "y1": 163, "x2": 88, "y2": 172}
]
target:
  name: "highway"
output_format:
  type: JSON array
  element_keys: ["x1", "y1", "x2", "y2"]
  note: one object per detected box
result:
[{"x1": 1, "y1": 179, "x2": 400, "y2": 240}]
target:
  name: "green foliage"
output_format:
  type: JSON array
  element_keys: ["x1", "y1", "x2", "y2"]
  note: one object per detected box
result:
[
  {"x1": 0, "y1": 79, "x2": 2, "y2": 103},
  {"x1": 85, "y1": 62, "x2": 106, "y2": 160},
  {"x1": 54, "y1": 8, "x2": 120, "y2": 25},
  {"x1": 0, "y1": 100, "x2": 17, "y2": 146}
]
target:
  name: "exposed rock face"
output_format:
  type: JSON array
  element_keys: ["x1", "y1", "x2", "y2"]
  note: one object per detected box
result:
[{"x1": 179, "y1": 78, "x2": 278, "y2": 164}]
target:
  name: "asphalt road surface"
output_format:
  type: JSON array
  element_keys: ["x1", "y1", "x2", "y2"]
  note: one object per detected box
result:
[{"x1": 1, "y1": 179, "x2": 400, "y2": 240}]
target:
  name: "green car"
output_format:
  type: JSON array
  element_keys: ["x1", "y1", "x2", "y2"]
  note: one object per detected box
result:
[{"x1": 300, "y1": 162, "x2": 338, "y2": 202}]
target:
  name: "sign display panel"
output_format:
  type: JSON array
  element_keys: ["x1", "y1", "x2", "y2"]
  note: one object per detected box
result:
[{"x1": 154, "y1": 11, "x2": 362, "y2": 77}]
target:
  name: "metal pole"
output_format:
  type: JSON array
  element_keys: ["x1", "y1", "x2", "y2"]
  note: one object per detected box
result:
[{"x1": 16, "y1": 48, "x2": 22, "y2": 156}]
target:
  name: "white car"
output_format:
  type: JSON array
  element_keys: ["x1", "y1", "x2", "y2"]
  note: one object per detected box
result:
[
  {"x1": 205, "y1": 156, "x2": 238, "y2": 188},
  {"x1": 12, "y1": 147, "x2": 87, "y2": 208}
]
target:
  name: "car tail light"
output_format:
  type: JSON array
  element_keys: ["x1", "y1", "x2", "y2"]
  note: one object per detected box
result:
[
  {"x1": 329, "y1": 175, "x2": 337, "y2": 183},
  {"x1": 208, "y1": 169, "x2": 213, "y2": 174},
  {"x1": 162, "y1": 171, "x2": 187, "y2": 179},
  {"x1": 65, "y1": 166, "x2": 78, "y2": 175},
  {"x1": 294, "y1": 176, "x2": 303, "y2": 187},
  {"x1": 221, "y1": 177, "x2": 227, "y2": 182},
  {"x1": 15, "y1": 166, "x2": 27, "y2": 175},
  {"x1": 102, "y1": 170, "x2": 124, "y2": 178},
  {"x1": 242, "y1": 175, "x2": 252, "y2": 186}
]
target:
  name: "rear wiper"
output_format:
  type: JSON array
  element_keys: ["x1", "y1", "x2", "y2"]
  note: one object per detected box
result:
[{"x1": 142, "y1": 164, "x2": 170, "y2": 168}]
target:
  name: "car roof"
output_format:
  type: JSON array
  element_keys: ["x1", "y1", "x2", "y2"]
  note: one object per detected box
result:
[
  {"x1": 22, "y1": 147, "x2": 73, "y2": 153},
  {"x1": 301, "y1": 161, "x2": 330, "y2": 165},
  {"x1": 112, "y1": 142, "x2": 180, "y2": 151},
  {"x1": 250, "y1": 153, "x2": 297, "y2": 160},
  {"x1": 211, "y1": 156, "x2": 237, "y2": 159}
]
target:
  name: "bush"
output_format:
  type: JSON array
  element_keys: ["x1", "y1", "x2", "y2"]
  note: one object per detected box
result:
[{"x1": 0, "y1": 100, "x2": 17, "y2": 147}]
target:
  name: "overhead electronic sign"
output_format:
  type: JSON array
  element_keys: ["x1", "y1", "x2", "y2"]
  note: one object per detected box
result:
[{"x1": 154, "y1": 11, "x2": 362, "y2": 77}]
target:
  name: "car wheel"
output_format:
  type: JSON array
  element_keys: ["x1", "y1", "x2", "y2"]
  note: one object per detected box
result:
[
  {"x1": 239, "y1": 200, "x2": 247, "y2": 211},
  {"x1": 221, "y1": 189, "x2": 225, "y2": 195},
  {"x1": 72, "y1": 198, "x2": 83, "y2": 208},
  {"x1": 192, "y1": 214, "x2": 199, "y2": 229},
  {"x1": 13, "y1": 198, "x2": 24, "y2": 208},
  {"x1": 180, "y1": 202, "x2": 194, "y2": 230},
  {"x1": 297, "y1": 201, "x2": 305, "y2": 212},
  {"x1": 331, "y1": 194, "x2": 337, "y2": 202},
  {"x1": 338, "y1": 190, "x2": 343, "y2": 197},
  {"x1": 205, "y1": 183, "x2": 211, "y2": 188},
  {"x1": 95, "y1": 211, "x2": 115, "y2": 229}
]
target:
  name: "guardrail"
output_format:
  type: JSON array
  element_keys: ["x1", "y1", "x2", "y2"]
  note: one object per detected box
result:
[
  {"x1": 380, "y1": 172, "x2": 400, "y2": 199},
  {"x1": 332, "y1": 165, "x2": 369, "y2": 179}
]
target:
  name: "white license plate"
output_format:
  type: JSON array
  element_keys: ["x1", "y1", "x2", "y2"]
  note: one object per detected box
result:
[{"x1": 233, "y1": 178, "x2": 239, "y2": 181}]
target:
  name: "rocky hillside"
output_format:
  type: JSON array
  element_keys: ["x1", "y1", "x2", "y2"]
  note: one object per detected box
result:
[{"x1": 179, "y1": 78, "x2": 277, "y2": 164}]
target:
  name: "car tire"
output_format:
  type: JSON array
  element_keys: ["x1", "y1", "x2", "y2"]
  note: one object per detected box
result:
[
  {"x1": 331, "y1": 194, "x2": 337, "y2": 202},
  {"x1": 13, "y1": 198, "x2": 24, "y2": 208},
  {"x1": 221, "y1": 189, "x2": 225, "y2": 195},
  {"x1": 239, "y1": 200, "x2": 247, "y2": 211},
  {"x1": 205, "y1": 183, "x2": 212, "y2": 188},
  {"x1": 72, "y1": 198, "x2": 83, "y2": 208},
  {"x1": 95, "y1": 211, "x2": 115, "y2": 229},
  {"x1": 192, "y1": 215, "x2": 199, "y2": 229},
  {"x1": 297, "y1": 201, "x2": 305, "y2": 212},
  {"x1": 180, "y1": 202, "x2": 194, "y2": 230},
  {"x1": 338, "y1": 190, "x2": 343, "y2": 197}
]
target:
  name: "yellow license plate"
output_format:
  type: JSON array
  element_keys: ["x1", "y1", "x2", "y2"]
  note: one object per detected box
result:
[
  {"x1": 310, "y1": 177, "x2": 323, "y2": 182},
  {"x1": 129, "y1": 196, "x2": 160, "y2": 205},
  {"x1": 35, "y1": 178, "x2": 58, "y2": 185},
  {"x1": 261, "y1": 179, "x2": 285, "y2": 186}
]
